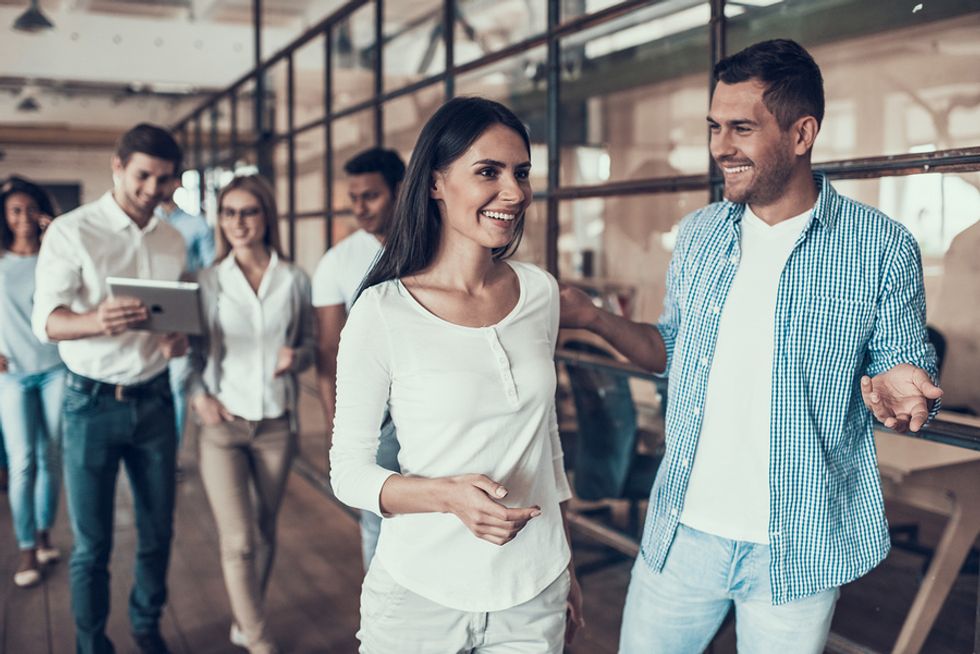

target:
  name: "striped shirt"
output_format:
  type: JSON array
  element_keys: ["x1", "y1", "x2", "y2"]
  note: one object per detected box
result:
[{"x1": 641, "y1": 172, "x2": 939, "y2": 604}]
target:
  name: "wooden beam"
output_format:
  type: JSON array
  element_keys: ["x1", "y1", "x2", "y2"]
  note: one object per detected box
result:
[{"x1": 0, "y1": 124, "x2": 123, "y2": 147}]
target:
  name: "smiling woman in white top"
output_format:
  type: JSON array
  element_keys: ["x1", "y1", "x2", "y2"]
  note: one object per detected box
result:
[
  {"x1": 187, "y1": 175, "x2": 315, "y2": 654},
  {"x1": 330, "y1": 97, "x2": 583, "y2": 653}
]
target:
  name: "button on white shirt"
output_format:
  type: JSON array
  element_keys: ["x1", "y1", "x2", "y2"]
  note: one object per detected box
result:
[
  {"x1": 32, "y1": 192, "x2": 185, "y2": 384},
  {"x1": 331, "y1": 261, "x2": 571, "y2": 613},
  {"x1": 214, "y1": 252, "x2": 292, "y2": 420}
]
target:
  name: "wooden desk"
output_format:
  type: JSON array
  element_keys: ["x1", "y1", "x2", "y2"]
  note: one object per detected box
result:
[{"x1": 876, "y1": 429, "x2": 980, "y2": 654}]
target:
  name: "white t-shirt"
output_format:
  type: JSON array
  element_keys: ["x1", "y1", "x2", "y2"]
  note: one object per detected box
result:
[
  {"x1": 330, "y1": 260, "x2": 572, "y2": 612},
  {"x1": 311, "y1": 229, "x2": 382, "y2": 310},
  {"x1": 680, "y1": 205, "x2": 811, "y2": 544},
  {"x1": 214, "y1": 252, "x2": 292, "y2": 420}
]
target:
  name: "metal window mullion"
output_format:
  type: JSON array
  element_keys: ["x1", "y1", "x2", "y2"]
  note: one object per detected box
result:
[
  {"x1": 325, "y1": 29, "x2": 334, "y2": 249},
  {"x1": 444, "y1": 0, "x2": 455, "y2": 98},
  {"x1": 287, "y1": 53, "x2": 297, "y2": 258},
  {"x1": 708, "y1": 0, "x2": 726, "y2": 203},
  {"x1": 374, "y1": 0, "x2": 384, "y2": 146},
  {"x1": 546, "y1": 0, "x2": 560, "y2": 277}
]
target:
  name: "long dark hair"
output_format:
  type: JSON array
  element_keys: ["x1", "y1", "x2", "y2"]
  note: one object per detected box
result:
[
  {"x1": 0, "y1": 176, "x2": 58, "y2": 251},
  {"x1": 358, "y1": 96, "x2": 530, "y2": 296}
]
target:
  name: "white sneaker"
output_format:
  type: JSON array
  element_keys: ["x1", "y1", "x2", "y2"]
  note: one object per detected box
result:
[
  {"x1": 14, "y1": 567, "x2": 41, "y2": 588},
  {"x1": 37, "y1": 546, "x2": 61, "y2": 565},
  {"x1": 230, "y1": 623, "x2": 249, "y2": 649}
]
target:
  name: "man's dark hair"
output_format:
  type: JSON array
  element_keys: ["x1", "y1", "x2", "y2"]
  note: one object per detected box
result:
[
  {"x1": 713, "y1": 39, "x2": 824, "y2": 130},
  {"x1": 343, "y1": 148, "x2": 406, "y2": 195},
  {"x1": 115, "y1": 123, "x2": 183, "y2": 174}
]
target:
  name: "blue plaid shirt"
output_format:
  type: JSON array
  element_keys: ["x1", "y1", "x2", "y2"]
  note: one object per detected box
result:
[{"x1": 641, "y1": 172, "x2": 938, "y2": 604}]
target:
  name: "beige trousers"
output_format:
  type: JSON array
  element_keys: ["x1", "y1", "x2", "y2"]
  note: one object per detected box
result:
[{"x1": 199, "y1": 416, "x2": 295, "y2": 654}]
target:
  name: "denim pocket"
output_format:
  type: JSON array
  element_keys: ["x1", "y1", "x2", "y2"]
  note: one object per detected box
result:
[{"x1": 63, "y1": 386, "x2": 100, "y2": 414}]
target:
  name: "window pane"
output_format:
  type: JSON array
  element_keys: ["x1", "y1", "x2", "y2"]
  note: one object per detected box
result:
[
  {"x1": 266, "y1": 59, "x2": 290, "y2": 136},
  {"x1": 272, "y1": 141, "x2": 291, "y2": 220},
  {"x1": 831, "y1": 172, "x2": 980, "y2": 415},
  {"x1": 456, "y1": 47, "x2": 550, "y2": 189},
  {"x1": 455, "y1": 0, "x2": 547, "y2": 66},
  {"x1": 332, "y1": 3, "x2": 377, "y2": 112},
  {"x1": 295, "y1": 127, "x2": 326, "y2": 214},
  {"x1": 559, "y1": 2, "x2": 711, "y2": 186},
  {"x1": 384, "y1": 0, "x2": 445, "y2": 92},
  {"x1": 213, "y1": 98, "x2": 234, "y2": 167},
  {"x1": 727, "y1": 0, "x2": 980, "y2": 161},
  {"x1": 295, "y1": 33, "x2": 327, "y2": 126},
  {"x1": 559, "y1": 190, "x2": 709, "y2": 323},
  {"x1": 331, "y1": 109, "x2": 376, "y2": 212},
  {"x1": 292, "y1": 216, "x2": 328, "y2": 277},
  {"x1": 382, "y1": 83, "x2": 444, "y2": 164},
  {"x1": 561, "y1": 0, "x2": 631, "y2": 22},
  {"x1": 235, "y1": 78, "x2": 257, "y2": 145}
]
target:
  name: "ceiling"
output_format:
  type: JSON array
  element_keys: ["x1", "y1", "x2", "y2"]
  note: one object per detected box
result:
[{"x1": 0, "y1": 0, "x2": 349, "y2": 145}]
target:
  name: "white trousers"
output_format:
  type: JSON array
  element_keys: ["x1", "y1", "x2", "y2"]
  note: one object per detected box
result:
[{"x1": 358, "y1": 560, "x2": 569, "y2": 653}]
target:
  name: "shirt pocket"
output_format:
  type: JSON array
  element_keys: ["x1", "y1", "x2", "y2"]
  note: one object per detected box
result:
[{"x1": 797, "y1": 294, "x2": 875, "y2": 391}]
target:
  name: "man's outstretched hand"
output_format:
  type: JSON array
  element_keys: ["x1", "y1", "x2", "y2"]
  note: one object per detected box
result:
[{"x1": 861, "y1": 363, "x2": 943, "y2": 433}]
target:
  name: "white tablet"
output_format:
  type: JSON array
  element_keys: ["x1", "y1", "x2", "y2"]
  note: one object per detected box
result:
[{"x1": 106, "y1": 277, "x2": 204, "y2": 335}]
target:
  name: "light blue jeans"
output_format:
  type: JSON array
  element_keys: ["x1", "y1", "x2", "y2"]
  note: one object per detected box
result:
[
  {"x1": 0, "y1": 364, "x2": 66, "y2": 549},
  {"x1": 168, "y1": 355, "x2": 190, "y2": 449},
  {"x1": 360, "y1": 417, "x2": 399, "y2": 568},
  {"x1": 619, "y1": 524, "x2": 839, "y2": 654}
]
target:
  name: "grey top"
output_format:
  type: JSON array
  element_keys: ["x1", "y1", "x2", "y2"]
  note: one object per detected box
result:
[
  {"x1": 0, "y1": 253, "x2": 61, "y2": 374},
  {"x1": 186, "y1": 256, "x2": 316, "y2": 433}
]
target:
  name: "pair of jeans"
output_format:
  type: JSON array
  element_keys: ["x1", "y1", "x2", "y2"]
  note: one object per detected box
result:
[
  {"x1": 62, "y1": 371, "x2": 177, "y2": 654},
  {"x1": 619, "y1": 524, "x2": 839, "y2": 653},
  {"x1": 199, "y1": 415, "x2": 296, "y2": 654},
  {"x1": 359, "y1": 416, "x2": 400, "y2": 568},
  {"x1": 168, "y1": 355, "x2": 190, "y2": 449},
  {"x1": 0, "y1": 364, "x2": 66, "y2": 548}
]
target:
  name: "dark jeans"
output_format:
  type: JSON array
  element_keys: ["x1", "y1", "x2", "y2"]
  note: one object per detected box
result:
[{"x1": 62, "y1": 371, "x2": 176, "y2": 654}]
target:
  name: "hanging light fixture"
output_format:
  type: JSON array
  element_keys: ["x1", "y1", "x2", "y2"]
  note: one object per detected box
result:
[
  {"x1": 13, "y1": 1, "x2": 55, "y2": 33},
  {"x1": 16, "y1": 96, "x2": 41, "y2": 112}
]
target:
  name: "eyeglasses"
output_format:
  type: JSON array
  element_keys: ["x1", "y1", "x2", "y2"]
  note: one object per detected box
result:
[{"x1": 219, "y1": 206, "x2": 263, "y2": 221}]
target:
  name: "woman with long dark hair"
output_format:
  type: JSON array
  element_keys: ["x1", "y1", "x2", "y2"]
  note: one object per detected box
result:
[
  {"x1": 0, "y1": 177, "x2": 66, "y2": 587},
  {"x1": 187, "y1": 174, "x2": 315, "y2": 654},
  {"x1": 330, "y1": 97, "x2": 583, "y2": 652}
]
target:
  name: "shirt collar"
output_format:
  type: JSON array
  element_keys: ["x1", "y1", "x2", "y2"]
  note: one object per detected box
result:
[
  {"x1": 99, "y1": 192, "x2": 162, "y2": 234},
  {"x1": 721, "y1": 171, "x2": 839, "y2": 229}
]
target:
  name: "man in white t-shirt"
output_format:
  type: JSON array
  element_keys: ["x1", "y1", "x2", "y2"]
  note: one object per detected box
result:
[
  {"x1": 312, "y1": 148, "x2": 405, "y2": 568},
  {"x1": 561, "y1": 40, "x2": 942, "y2": 652}
]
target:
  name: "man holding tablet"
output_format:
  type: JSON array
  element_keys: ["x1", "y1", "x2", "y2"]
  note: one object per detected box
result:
[{"x1": 32, "y1": 123, "x2": 187, "y2": 654}]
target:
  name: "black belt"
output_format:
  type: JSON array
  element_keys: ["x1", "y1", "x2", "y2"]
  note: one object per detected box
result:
[{"x1": 66, "y1": 370, "x2": 170, "y2": 402}]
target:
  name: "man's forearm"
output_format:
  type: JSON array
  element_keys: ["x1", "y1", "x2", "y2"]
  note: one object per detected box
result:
[
  {"x1": 589, "y1": 310, "x2": 667, "y2": 374},
  {"x1": 44, "y1": 307, "x2": 102, "y2": 342}
]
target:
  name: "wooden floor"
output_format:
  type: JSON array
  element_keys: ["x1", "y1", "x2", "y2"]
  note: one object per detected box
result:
[{"x1": 0, "y1": 393, "x2": 976, "y2": 653}]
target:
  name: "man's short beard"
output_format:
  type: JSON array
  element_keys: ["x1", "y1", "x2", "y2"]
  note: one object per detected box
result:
[{"x1": 726, "y1": 145, "x2": 795, "y2": 206}]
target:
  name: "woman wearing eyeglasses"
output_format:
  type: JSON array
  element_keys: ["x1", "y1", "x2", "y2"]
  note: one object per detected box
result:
[
  {"x1": 0, "y1": 176, "x2": 65, "y2": 589},
  {"x1": 187, "y1": 174, "x2": 315, "y2": 654}
]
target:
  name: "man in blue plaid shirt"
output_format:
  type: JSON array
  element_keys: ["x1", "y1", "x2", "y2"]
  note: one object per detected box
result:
[{"x1": 562, "y1": 39, "x2": 943, "y2": 653}]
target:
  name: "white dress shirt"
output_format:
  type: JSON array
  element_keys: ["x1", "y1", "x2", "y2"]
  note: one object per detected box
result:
[
  {"x1": 331, "y1": 261, "x2": 572, "y2": 612},
  {"x1": 32, "y1": 192, "x2": 185, "y2": 385},
  {"x1": 214, "y1": 252, "x2": 292, "y2": 420},
  {"x1": 311, "y1": 229, "x2": 382, "y2": 310},
  {"x1": 680, "y1": 205, "x2": 810, "y2": 544}
]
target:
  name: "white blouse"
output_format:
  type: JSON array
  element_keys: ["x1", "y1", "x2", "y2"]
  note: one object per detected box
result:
[
  {"x1": 215, "y1": 252, "x2": 292, "y2": 420},
  {"x1": 330, "y1": 260, "x2": 572, "y2": 612}
]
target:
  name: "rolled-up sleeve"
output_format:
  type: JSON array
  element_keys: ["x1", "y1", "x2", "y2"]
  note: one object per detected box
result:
[
  {"x1": 32, "y1": 221, "x2": 82, "y2": 343},
  {"x1": 329, "y1": 289, "x2": 398, "y2": 515},
  {"x1": 866, "y1": 229, "x2": 941, "y2": 420}
]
